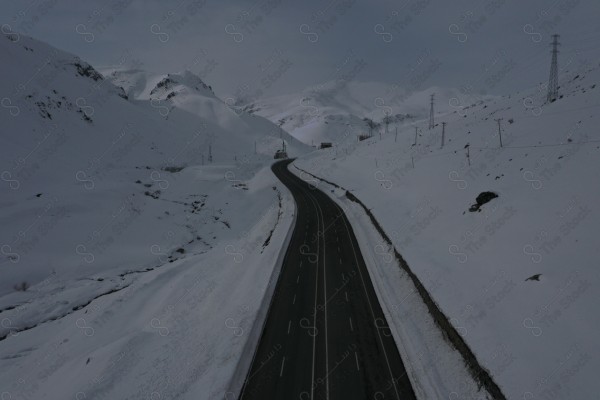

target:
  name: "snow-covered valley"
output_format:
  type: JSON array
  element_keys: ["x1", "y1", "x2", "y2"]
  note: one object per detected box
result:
[{"x1": 1, "y1": 7, "x2": 599, "y2": 398}]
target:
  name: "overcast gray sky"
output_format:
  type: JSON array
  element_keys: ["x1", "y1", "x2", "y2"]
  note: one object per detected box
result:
[{"x1": 2, "y1": 0, "x2": 599, "y2": 101}]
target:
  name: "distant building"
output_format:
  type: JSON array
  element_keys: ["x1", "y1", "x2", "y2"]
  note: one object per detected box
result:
[
  {"x1": 274, "y1": 140, "x2": 288, "y2": 159},
  {"x1": 274, "y1": 149, "x2": 288, "y2": 159}
]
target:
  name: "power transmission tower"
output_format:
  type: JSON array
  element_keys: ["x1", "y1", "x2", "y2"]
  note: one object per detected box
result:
[
  {"x1": 428, "y1": 93, "x2": 435, "y2": 130},
  {"x1": 495, "y1": 118, "x2": 503, "y2": 147},
  {"x1": 440, "y1": 122, "x2": 446, "y2": 149},
  {"x1": 547, "y1": 34, "x2": 560, "y2": 103}
]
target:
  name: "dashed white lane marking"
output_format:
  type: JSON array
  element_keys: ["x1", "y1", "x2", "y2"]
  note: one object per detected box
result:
[
  {"x1": 297, "y1": 274, "x2": 300, "y2": 283},
  {"x1": 339, "y1": 257, "x2": 342, "y2": 264},
  {"x1": 345, "y1": 292, "x2": 349, "y2": 302},
  {"x1": 288, "y1": 320, "x2": 291, "y2": 334},
  {"x1": 349, "y1": 317, "x2": 354, "y2": 332},
  {"x1": 355, "y1": 352, "x2": 360, "y2": 371},
  {"x1": 337, "y1": 246, "x2": 341, "y2": 253},
  {"x1": 280, "y1": 357, "x2": 286, "y2": 377},
  {"x1": 293, "y1": 294, "x2": 296, "y2": 304}
]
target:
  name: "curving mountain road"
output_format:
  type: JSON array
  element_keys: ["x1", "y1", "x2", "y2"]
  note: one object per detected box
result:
[{"x1": 238, "y1": 159, "x2": 416, "y2": 400}]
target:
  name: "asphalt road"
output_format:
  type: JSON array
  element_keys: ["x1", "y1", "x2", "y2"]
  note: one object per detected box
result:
[{"x1": 238, "y1": 159, "x2": 416, "y2": 400}]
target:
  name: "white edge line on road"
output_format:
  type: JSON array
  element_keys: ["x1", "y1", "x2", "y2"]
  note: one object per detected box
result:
[{"x1": 339, "y1": 208, "x2": 401, "y2": 400}]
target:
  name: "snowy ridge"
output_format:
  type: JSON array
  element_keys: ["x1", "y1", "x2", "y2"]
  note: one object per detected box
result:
[
  {"x1": 247, "y1": 80, "x2": 495, "y2": 146},
  {"x1": 103, "y1": 66, "x2": 310, "y2": 154}
]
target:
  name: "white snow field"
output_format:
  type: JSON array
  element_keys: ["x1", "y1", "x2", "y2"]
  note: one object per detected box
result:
[
  {"x1": 0, "y1": 32, "x2": 308, "y2": 399},
  {"x1": 246, "y1": 76, "x2": 490, "y2": 146},
  {"x1": 293, "y1": 57, "x2": 600, "y2": 399}
]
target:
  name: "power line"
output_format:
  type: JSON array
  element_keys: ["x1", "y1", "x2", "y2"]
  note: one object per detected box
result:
[
  {"x1": 471, "y1": 138, "x2": 600, "y2": 150},
  {"x1": 510, "y1": 103, "x2": 600, "y2": 120}
]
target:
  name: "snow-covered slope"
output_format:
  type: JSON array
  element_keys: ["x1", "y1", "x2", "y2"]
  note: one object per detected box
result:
[
  {"x1": 0, "y1": 33, "x2": 306, "y2": 399},
  {"x1": 295, "y1": 58, "x2": 600, "y2": 398},
  {"x1": 246, "y1": 80, "x2": 491, "y2": 146},
  {"x1": 104, "y1": 67, "x2": 309, "y2": 156}
]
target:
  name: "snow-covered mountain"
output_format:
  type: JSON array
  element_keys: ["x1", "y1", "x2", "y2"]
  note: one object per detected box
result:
[
  {"x1": 295, "y1": 57, "x2": 600, "y2": 399},
  {"x1": 0, "y1": 32, "x2": 308, "y2": 399},
  {"x1": 103, "y1": 67, "x2": 309, "y2": 158},
  {"x1": 0, "y1": 32, "x2": 308, "y2": 292},
  {"x1": 245, "y1": 80, "x2": 492, "y2": 145}
]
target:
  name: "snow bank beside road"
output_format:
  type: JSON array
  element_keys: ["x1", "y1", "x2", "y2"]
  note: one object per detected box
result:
[{"x1": 290, "y1": 165, "x2": 496, "y2": 400}]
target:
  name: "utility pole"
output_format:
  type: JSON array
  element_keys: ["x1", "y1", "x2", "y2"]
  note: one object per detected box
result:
[
  {"x1": 441, "y1": 122, "x2": 446, "y2": 149},
  {"x1": 395, "y1": 126, "x2": 398, "y2": 143},
  {"x1": 414, "y1": 126, "x2": 418, "y2": 146},
  {"x1": 465, "y1": 143, "x2": 470, "y2": 166},
  {"x1": 428, "y1": 93, "x2": 435, "y2": 130},
  {"x1": 385, "y1": 115, "x2": 390, "y2": 135},
  {"x1": 547, "y1": 34, "x2": 560, "y2": 103},
  {"x1": 208, "y1": 144, "x2": 213, "y2": 163},
  {"x1": 495, "y1": 118, "x2": 503, "y2": 147}
]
